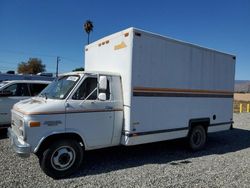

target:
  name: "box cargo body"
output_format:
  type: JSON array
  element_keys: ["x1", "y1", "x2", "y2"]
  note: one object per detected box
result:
[{"x1": 86, "y1": 27, "x2": 235, "y2": 145}]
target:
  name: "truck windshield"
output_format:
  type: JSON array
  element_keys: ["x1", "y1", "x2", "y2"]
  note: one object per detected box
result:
[{"x1": 39, "y1": 75, "x2": 80, "y2": 99}]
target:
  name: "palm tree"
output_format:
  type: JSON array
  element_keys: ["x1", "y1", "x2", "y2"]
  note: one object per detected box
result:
[{"x1": 84, "y1": 20, "x2": 94, "y2": 44}]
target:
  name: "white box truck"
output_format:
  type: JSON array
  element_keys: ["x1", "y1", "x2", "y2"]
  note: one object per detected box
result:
[{"x1": 8, "y1": 28, "x2": 235, "y2": 179}]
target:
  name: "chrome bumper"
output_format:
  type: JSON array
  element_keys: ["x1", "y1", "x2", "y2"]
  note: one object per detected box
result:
[{"x1": 8, "y1": 128, "x2": 30, "y2": 158}]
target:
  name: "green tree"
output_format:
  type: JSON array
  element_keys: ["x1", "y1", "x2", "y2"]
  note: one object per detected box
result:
[
  {"x1": 72, "y1": 67, "x2": 84, "y2": 72},
  {"x1": 84, "y1": 20, "x2": 94, "y2": 44},
  {"x1": 17, "y1": 58, "x2": 46, "y2": 74},
  {"x1": 17, "y1": 62, "x2": 29, "y2": 74}
]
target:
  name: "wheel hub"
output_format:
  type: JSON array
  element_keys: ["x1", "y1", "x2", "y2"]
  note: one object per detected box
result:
[
  {"x1": 51, "y1": 146, "x2": 76, "y2": 171},
  {"x1": 193, "y1": 131, "x2": 201, "y2": 145}
]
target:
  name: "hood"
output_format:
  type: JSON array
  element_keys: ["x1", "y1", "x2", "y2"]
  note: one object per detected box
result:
[{"x1": 13, "y1": 97, "x2": 66, "y2": 115}]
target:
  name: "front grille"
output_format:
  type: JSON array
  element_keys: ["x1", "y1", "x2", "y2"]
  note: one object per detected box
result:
[{"x1": 11, "y1": 111, "x2": 24, "y2": 137}]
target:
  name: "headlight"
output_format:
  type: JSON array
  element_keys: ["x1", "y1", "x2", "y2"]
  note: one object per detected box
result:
[
  {"x1": 18, "y1": 120, "x2": 25, "y2": 140},
  {"x1": 20, "y1": 120, "x2": 24, "y2": 127},
  {"x1": 19, "y1": 127, "x2": 24, "y2": 136}
]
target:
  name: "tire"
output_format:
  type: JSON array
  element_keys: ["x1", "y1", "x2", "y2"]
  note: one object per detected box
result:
[
  {"x1": 39, "y1": 139, "x2": 83, "y2": 179},
  {"x1": 188, "y1": 125, "x2": 207, "y2": 151}
]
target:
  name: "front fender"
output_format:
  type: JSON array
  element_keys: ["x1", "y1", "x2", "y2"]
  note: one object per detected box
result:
[
  {"x1": 33, "y1": 131, "x2": 88, "y2": 153},
  {"x1": 33, "y1": 131, "x2": 66, "y2": 153}
]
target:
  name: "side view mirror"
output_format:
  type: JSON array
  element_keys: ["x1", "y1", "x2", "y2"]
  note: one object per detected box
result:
[
  {"x1": 98, "y1": 93, "x2": 106, "y2": 101},
  {"x1": 99, "y1": 76, "x2": 107, "y2": 90}
]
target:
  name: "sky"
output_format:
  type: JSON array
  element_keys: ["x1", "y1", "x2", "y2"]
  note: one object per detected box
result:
[{"x1": 0, "y1": 0, "x2": 249, "y2": 80}]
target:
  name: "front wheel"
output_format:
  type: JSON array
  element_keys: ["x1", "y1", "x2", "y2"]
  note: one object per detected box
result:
[
  {"x1": 39, "y1": 139, "x2": 83, "y2": 179},
  {"x1": 188, "y1": 125, "x2": 207, "y2": 151}
]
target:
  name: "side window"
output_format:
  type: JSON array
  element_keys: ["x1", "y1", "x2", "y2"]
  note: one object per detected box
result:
[
  {"x1": 3, "y1": 84, "x2": 17, "y2": 96},
  {"x1": 29, "y1": 83, "x2": 48, "y2": 96},
  {"x1": 72, "y1": 77, "x2": 97, "y2": 100},
  {"x1": 3, "y1": 83, "x2": 29, "y2": 96}
]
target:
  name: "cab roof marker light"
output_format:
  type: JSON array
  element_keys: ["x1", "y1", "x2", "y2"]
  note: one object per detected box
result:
[
  {"x1": 105, "y1": 40, "x2": 109, "y2": 44},
  {"x1": 124, "y1": 32, "x2": 129, "y2": 37}
]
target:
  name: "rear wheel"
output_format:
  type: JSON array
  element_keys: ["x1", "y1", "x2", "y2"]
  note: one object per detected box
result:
[
  {"x1": 39, "y1": 139, "x2": 83, "y2": 179},
  {"x1": 188, "y1": 125, "x2": 207, "y2": 151}
]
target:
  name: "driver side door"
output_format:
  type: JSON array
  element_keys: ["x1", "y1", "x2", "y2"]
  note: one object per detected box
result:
[{"x1": 65, "y1": 76, "x2": 115, "y2": 148}]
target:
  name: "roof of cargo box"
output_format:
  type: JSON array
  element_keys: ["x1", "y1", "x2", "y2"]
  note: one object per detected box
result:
[
  {"x1": 60, "y1": 71, "x2": 120, "y2": 77},
  {"x1": 85, "y1": 27, "x2": 236, "y2": 59}
]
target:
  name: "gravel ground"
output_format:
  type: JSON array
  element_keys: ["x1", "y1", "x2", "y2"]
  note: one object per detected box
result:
[{"x1": 0, "y1": 113, "x2": 250, "y2": 188}]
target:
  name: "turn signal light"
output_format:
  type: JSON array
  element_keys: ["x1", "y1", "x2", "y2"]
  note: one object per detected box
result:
[{"x1": 29, "y1": 121, "x2": 40, "y2": 127}]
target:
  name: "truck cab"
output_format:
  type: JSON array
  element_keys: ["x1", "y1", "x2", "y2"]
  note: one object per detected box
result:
[{"x1": 8, "y1": 71, "x2": 123, "y2": 178}]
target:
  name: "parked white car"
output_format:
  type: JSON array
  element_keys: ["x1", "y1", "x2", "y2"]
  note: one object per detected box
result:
[
  {"x1": 0, "y1": 80, "x2": 50, "y2": 127},
  {"x1": 0, "y1": 73, "x2": 54, "y2": 82}
]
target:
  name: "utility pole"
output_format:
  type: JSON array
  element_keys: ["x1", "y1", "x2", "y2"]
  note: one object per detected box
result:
[{"x1": 56, "y1": 56, "x2": 60, "y2": 77}]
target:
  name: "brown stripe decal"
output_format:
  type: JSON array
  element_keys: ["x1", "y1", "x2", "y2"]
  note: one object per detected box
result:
[
  {"x1": 66, "y1": 108, "x2": 123, "y2": 114},
  {"x1": 123, "y1": 121, "x2": 233, "y2": 137},
  {"x1": 133, "y1": 87, "x2": 233, "y2": 98},
  {"x1": 123, "y1": 127, "x2": 188, "y2": 137},
  {"x1": 13, "y1": 107, "x2": 123, "y2": 115}
]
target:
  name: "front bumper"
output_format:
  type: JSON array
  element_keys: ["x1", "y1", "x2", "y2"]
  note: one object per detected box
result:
[{"x1": 8, "y1": 128, "x2": 30, "y2": 158}]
